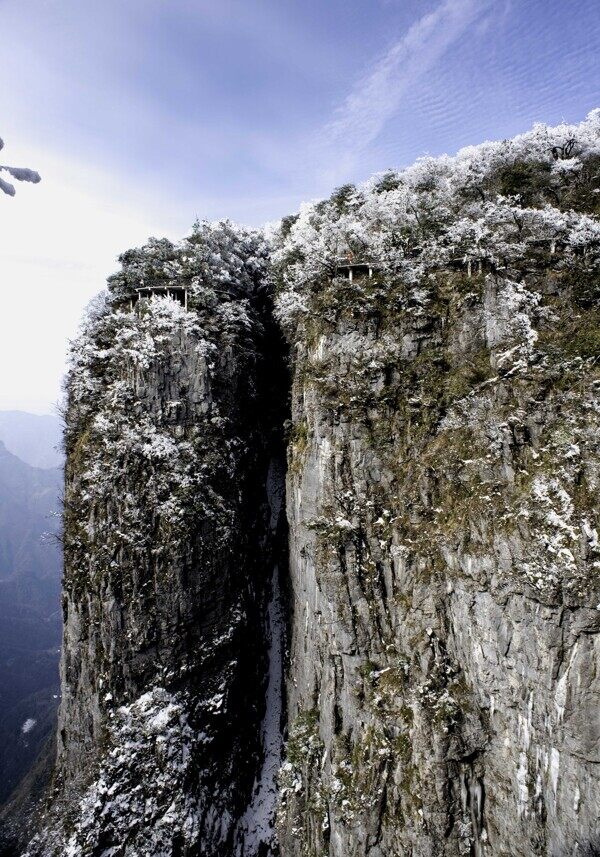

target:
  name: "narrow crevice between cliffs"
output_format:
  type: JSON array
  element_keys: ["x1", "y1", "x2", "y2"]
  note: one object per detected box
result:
[
  {"x1": 234, "y1": 455, "x2": 288, "y2": 857},
  {"x1": 233, "y1": 285, "x2": 291, "y2": 857}
]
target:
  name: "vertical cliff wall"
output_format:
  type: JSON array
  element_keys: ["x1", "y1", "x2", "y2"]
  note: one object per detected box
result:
[
  {"x1": 25, "y1": 224, "x2": 288, "y2": 857},
  {"x1": 274, "y1": 113, "x2": 600, "y2": 857}
]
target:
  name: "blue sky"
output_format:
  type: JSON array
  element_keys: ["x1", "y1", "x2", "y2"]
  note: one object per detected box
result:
[{"x1": 0, "y1": 0, "x2": 598, "y2": 411}]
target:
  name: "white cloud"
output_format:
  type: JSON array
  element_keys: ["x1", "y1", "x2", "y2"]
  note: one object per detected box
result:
[{"x1": 315, "y1": 0, "x2": 494, "y2": 182}]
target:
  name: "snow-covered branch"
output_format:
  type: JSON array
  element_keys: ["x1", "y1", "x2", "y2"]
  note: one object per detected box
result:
[{"x1": 0, "y1": 136, "x2": 41, "y2": 196}]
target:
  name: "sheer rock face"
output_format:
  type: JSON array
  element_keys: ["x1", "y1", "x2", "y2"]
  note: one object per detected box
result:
[
  {"x1": 278, "y1": 304, "x2": 600, "y2": 857},
  {"x1": 274, "y1": 115, "x2": 600, "y2": 857},
  {"x1": 25, "y1": 226, "x2": 286, "y2": 857}
]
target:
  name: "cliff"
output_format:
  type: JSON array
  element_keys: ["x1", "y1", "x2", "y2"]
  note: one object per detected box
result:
[
  {"x1": 273, "y1": 113, "x2": 600, "y2": 857},
  {"x1": 16, "y1": 112, "x2": 600, "y2": 856},
  {"x1": 22, "y1": 223, "x2": 289, "y2": 856}
]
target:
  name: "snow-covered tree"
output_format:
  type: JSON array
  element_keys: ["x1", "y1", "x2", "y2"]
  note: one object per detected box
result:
[
  {"x1": 273, "y1": 109, "x2": 600, "y2": 335},
  {"x1": 0, "y1": 135, "x2": 41, "y2": 196}
]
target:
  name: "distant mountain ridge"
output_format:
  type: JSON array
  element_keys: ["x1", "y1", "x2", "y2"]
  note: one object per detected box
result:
[
  {"x1": 0, "y1": 430, "x2": 62, "y2": 809},
  {"x1": 0, "y1": 411, "x2": 62, "y2": 470},
  {"x1": 0, "y1": 440, "x2": 61, "y2": 593}
]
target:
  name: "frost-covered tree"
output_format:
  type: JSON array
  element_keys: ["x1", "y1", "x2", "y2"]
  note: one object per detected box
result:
[
  {"x1": 272, "y1": 109, "x2": 600, "y2": 333},
  {"x1": 0, "y1": 135, "x2": 40, "y2": 196}
]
